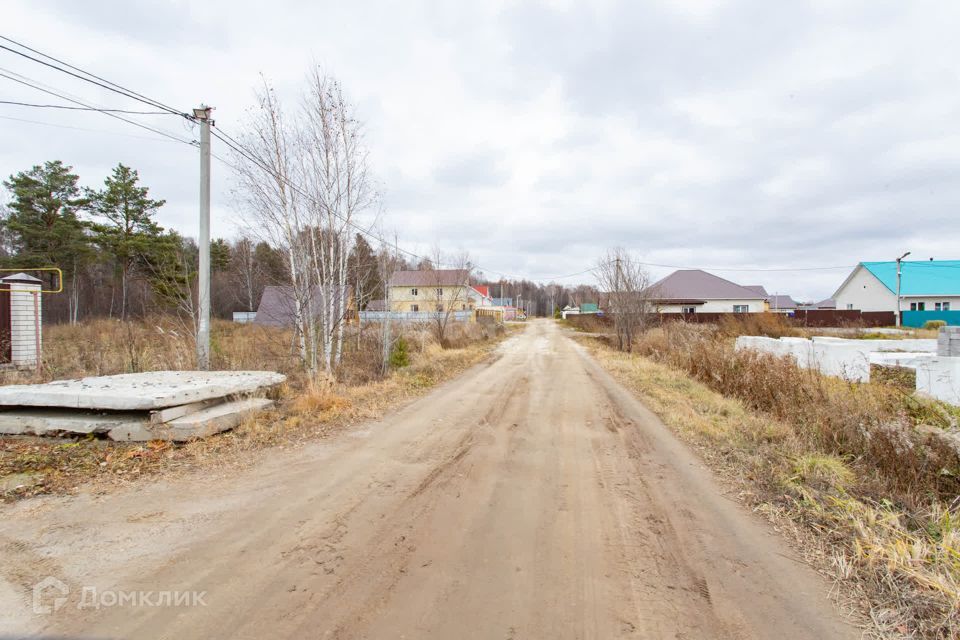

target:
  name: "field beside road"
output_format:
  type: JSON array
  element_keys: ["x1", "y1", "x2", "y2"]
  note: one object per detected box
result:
[{"x1": 575, "y1": 319, "x2": 960, "y2": 639}]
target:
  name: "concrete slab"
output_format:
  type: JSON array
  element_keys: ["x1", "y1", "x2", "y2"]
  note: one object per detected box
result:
[
  {"x1": 0, "y1": 398, "x2": 275, "y2": 441},
  {"x1": 0, "y1": 371, "x2": 285, "y2": 411},
  {"x1": 0, "y1": 409, "x2": 149, "y2": 437},
  {"x1": 161, "y1": 397, "x2": 274, "y2": 441}
]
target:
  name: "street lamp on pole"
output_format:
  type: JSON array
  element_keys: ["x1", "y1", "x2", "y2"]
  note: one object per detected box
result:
[{"x1": 895, "y1": 251, "x2": 911, "y2": 328}]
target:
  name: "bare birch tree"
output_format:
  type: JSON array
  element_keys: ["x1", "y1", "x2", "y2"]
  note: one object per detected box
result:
[
  {"x1": 233, "y1": 71, "x2": 376, "y2": 379},
  {"x1": 595, "y1": 248, "x2": 652, "y2": 352},
  {"x1": 232, "y1": 77, "x2": 316, "y2": 375},
  {"x1": 300, "y1": 70, "x2": 376, "y2": 373}
]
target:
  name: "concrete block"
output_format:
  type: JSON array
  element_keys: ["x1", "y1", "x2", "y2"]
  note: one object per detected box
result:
[
  {"x1": 868, "y1": 352, "x2": 936, "y2": 369},
  {"x1": 0, "y1": 371, "x2": 285, "y2": 410},
  {"x1": 915, "y1": 357, "x2": 960, "y2": 406}
]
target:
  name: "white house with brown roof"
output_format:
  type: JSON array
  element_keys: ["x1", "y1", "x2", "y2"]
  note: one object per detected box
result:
[
  {"x1": 647, "y1": 270, "x2": 768, "y2": 313},
  {"x1": 388, "y1": 269, "x2": 479, "y2": 313}
]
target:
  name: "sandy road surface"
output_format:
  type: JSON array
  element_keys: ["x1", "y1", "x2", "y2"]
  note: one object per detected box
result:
[{"x1": 0, "y1": 320, "x2": 856, "y2": 639}]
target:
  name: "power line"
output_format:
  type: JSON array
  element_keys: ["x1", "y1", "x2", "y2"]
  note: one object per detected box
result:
[
  {"x1": 0, "y1": 113, "x2": 194, "y2": 143},
  {"x1": 0, "y1": 35, "x2": 189, "y2": 117},
  {"x1": 0, "y1": 99, "x2": 171, "y2": 115},
  {"x1": 0, "y1": 69, "x2": 194, "y2": 145}
]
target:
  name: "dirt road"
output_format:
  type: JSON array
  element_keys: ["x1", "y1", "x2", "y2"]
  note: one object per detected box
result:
[{"x1": 0, "y1": 320, "x2": 856, "y2": 639}]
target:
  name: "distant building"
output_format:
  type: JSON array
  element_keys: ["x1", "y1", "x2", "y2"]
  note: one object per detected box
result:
[
  {"x1": 647, "y1": 270, "x2": 767, "y2": 313},
  {"x1": 387, "y1": 269, "x2": 480, "y2": 313},
  {"x1": 833, "y1": 261, "x2": 960, "y2": 312},
  {"x1": 254, "y1": 285, "x2": 353, "y2": 327}
]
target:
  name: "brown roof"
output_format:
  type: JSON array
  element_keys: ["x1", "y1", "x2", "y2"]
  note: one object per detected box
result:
[
  {"x1": 648, "y1": 270, "x2": 767, "y2": 302},
  {"x1": 389, "y1": 269, "x2": 470, "y2": 287}
]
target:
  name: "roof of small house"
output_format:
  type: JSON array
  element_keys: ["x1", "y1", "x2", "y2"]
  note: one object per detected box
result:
[
  {"x1": 365, "y1": 299, "x2": 386, "y2": 311},
  {"x1": 767, "y1": 294, "x2": 798, "y2": 309},
  {"x1": 855, "y1": 260, "x2": 960, "y2": 296},
  {"x1": 647, "y1": 270, "x2": 767, "y2": 302},
  {"x1": 472, "y1": 285, "x2": 490, "y2": 297},
  {"x1": 0, "y1": 272, "x2": 42, "y2": 283},
  {"x1": 814, "y1": 297, "x2": 836, "y2": 309},
  {"x1": 389, "y1": 269, "x2": 470, "y2": 288},
  {"x1": 580, "y1": 302, "x2": 599, "y2": 312},
  {"x1": 254, "y1": 285, "x2": 350, "y2": 327}
]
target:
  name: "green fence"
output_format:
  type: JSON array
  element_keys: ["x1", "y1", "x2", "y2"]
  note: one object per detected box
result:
[{"x1": 901, "y1": 310, "x2": 960, "y2": 328}]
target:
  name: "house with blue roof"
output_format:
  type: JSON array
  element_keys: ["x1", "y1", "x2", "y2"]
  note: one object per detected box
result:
[{"x1": 833, "y1": 260, "x2": 960, "y2": 318}]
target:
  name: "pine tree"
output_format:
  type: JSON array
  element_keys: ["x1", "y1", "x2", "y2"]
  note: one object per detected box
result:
[
  {"x1": 2, "y1": 160, "x2": 91, "y2": 321},
  {"x1": 86, "y1": 164, "x2": 166, "y2": 320},
  {"x1": 210, "y1": 238, "x2": 232, "y2": 272}
]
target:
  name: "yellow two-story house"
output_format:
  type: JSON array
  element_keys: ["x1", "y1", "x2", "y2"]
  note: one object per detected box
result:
[{"x1": 388, "y1": 269, "x2": 487, "y2": 312}]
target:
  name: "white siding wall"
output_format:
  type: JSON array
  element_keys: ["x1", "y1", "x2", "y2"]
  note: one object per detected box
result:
[
  {"x1": 9, "y1": 284, "x2": 41, "y2": 366},
  {"x1": 902, "y1": 296, "x2": 960, "y2": 311},
  {"x1": 834, "y1": 267, "x2": 897, "y2": 312},
  {"x1": 658, "y1": 298, "x2": 766, "y2": 313}
]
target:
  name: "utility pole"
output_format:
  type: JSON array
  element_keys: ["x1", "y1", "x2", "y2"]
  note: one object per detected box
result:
[
  {"x1": 895, "y1": 251, "x2": 911, "y2": 328},
  {"x1": 194, "y1": 105, "x2": 213, "y2": 370}
]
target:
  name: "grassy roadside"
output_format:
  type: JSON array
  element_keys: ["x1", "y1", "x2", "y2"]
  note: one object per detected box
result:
[
  {"x1": 1, "y1": 320, "x2": 518, "y2": 502},
  {"x1": 574, "y1": 328, "x2": 960, "y2": 639}
]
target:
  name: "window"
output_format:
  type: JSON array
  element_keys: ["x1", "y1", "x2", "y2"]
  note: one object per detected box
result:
[
  {"x1": 436, "y1": 288, "x2": 443, "y2": 297},
  {"x1": 910, "y1": 302, "x2": 926, "y2": 311},
  {"x1": 681, "y1": 306, "x2": 696, "y2": 314},
  {"x1": 411, "y1": 304, "x2": 419, "y2": 312},
  {"x1": 846, "y1": 303, "x2": 854, "y2": 310},
  {"x1": 945, "y1": 302, "x2": 952, "y2": 311},
  {"x1": 733, "y1": 305, "x2": 749, "y2": 313},
  {"x1": 411, "y1": 288, "x2": 418, "y2": 296},
  {"x1": 936, "y1": 302, "x2": 951, "y2": 311}
]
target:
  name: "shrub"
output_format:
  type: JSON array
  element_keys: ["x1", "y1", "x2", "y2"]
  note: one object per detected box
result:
[
  {"x1": 632, "y1": 323, "x2": 960, "y2": 499},
  {"x1": 389, "y1": 336, "x2": 410, "y2": 369},
  {"x1": 925, "y1": 319, "x2": 948, "y2": 330}
]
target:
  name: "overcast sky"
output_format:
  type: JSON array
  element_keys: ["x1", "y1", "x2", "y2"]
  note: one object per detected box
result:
[{"x1": 3, "y1": 0, "x2": 959, "y2": 300}]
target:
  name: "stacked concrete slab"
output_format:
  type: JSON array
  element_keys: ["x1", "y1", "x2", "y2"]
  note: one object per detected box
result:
[
  {"x1": 0, "y1": 371, "x2": 285, "y2": 441},
  {"x1": 735, "y1": 330, "x2": 959, "y2": 405}
]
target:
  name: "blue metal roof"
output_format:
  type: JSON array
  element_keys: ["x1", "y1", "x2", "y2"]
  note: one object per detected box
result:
[{"x1": 861, "y1": 260, "x2": 960, "y2": 295}]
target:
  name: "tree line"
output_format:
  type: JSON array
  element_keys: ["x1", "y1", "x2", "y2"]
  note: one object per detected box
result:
[{"x1": 0, "y1": 159, "x2": 294, "y2": 324}]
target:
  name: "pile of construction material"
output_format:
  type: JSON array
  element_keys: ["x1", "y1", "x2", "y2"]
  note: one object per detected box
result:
[
  {"x1": 0, "y1": 371, "x2": 285, "y2": 441},
  {"x1": 735, "y1": 329, "x2": 960, "y2": 405}
]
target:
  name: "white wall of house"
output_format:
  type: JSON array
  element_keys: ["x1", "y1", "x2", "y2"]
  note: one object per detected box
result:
[
  {"x1": 901, "y1": 296, "x2": 960, "y2": 311},
  {"x1": 657, "y1": 299, "x2": 766, "y2": 313},
  {"x1": 834, "y1": 266, "x2": 897, "y2": 312}
]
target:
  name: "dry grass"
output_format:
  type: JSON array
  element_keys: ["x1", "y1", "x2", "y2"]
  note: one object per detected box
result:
[
  {"x1": 577, "y1": 325, "x2": 960, "y2": 639},
  {"x1": 1, "y1": 318, "x2": 508, "y2": 502}
]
